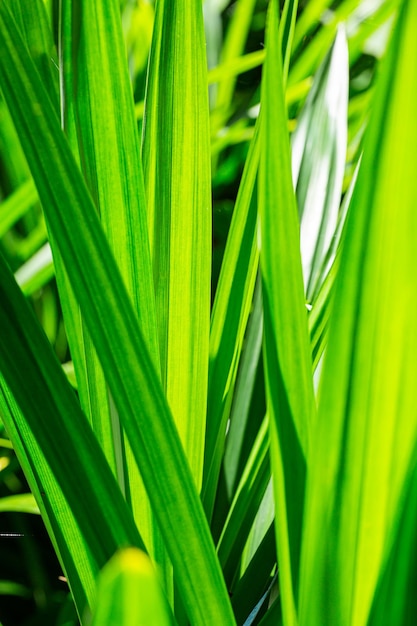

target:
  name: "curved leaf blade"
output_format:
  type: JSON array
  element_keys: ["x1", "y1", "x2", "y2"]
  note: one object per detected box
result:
[
  {"x1": 0, "y1": 256, "x2": 145, "y2": 615},
  {"x1": 0, "y1": 7, "x2": 234, "y2": 625},
  {"x1": 299, "y1": 1, "x2": 417, "y2": 623},
  {"x1": 258, "y1": 1, "x2": 316, "y2": 623},
  {"x1": 59, "y1": 0, "x2": 164, "y2": 578}
]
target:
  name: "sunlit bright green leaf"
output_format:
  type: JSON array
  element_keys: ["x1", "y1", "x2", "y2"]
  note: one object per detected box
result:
[
  {"x1": 299, "y1": 1, "x2": 417, "y2": 623},
  {"x1": 258, "y1": 2, "x2": 316, "y2": 624},
  {"x1": 59, "y1": 0, "x2": 165, "y2": 582},
  {"x1": 91, "y1": 549, "x2": 172, "y2": 626},
  {"x1": 0, "y1": 493, "x2": 39, "y2": 514},
  {"x1": 142, "y1": 0, "x2": 211, "y2": 492},
  {"x1": 368, "y1": 446, "x2": 417, "y2": 625},
  {"x1": 0, "y1": 7, "x2": 234, "y2": 624}
]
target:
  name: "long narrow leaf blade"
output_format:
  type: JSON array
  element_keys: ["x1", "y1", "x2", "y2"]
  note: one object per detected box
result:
[
  {"x1": 204, "y1": 0, "x2": 300, "y2": 515},
  {"x1": 203, "y1": 120, "x2": 260, "y2": 518},
  {"x1": 258, "y1": 1, "x2": 316, "y2": 623},
  {"x1": 368, "y1": 447, "x2": 417, "y2": 625},
  {"x1": 217, "y1": 416, "x2": 270, "y2": 586},
  {"x1": 60, "y1": 0, "x2": 159, "y2": 370},
  {"x1": 0, "y1": 8, "x2": 234, "y2": 624},
  {"x1": 279, "y1": 0, "x2": 298, "y2": 85},
  {"x1": 0, "y1": 254, "x2": 145, "y2": 613},
  {"x1": 0, "y1": 386, "x2": 94, "y2": 614},
  {"x1": 59, "y1": 0, "x2": 164, "y2": 577},
  {"x1": 299, "y1": 1, "x2": 417, "y2": 623},
  {"x1": 142, "y1": 0, "x2": 211, "y2": 490}
]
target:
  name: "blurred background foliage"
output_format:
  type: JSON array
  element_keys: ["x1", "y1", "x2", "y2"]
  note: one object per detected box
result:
[{"x1": 0, "y1": 0, "x2": 394, "y2": 623}]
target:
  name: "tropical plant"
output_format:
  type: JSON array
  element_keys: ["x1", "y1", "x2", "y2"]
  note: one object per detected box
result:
[{"x1": 0, "y1": 0, "x2": 415, "y2": 625}]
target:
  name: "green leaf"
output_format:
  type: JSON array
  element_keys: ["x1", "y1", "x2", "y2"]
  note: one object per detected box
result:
[
  {"x1": 0, "y1": 388, "x2": 94, "y2": 614},
  {"x1": 0, "y1": 259, "x2": 145, "y2": 616},
  {"x1": 299, "y1": 1, "x2": 417, "y2": 623},
  {"x1": 203, "y1": 120, "x2": 260, "y2": 519},
  {"x1": 217, "y1": 416, "x2": 270, "y2": 586},
  {"x1": 0, "y1": 179, "x2": 38, "y2": 237},
  {"x1": 279, "y1": 0, "x2": 299, "y2": 86},
  {"x1": 142, "y1": 0, "x2": 211, "y2": 491},
  {"x1": 91, "y1": 549, "x2": 172, "y2": 626},
  {"x1": 291, "y1": 0, "x2": 395, "y2": 94},
  {"x1": 205, "y1": 0, "x2": 304, "y2": 521},
  {"x1": 222, "y1": 276, "x2": 264, "y2": 502},
  {"x1": 290, "y1": 0, "x2": 362, "y2": 85},
  {"x1": 258, "y1": 1, "x2": 316, "y2": 623},
  {"x1": 0, "y1": 580, "x2": 30, "y2": 598},
  {"x1": 0, "y1": 493, "x2": 39, "y2": 514},
  {"x1": 59, "y1": 0, "x2": 163, "y2": 577},
  {"x1": 348, "y1": 0, "x2": 397, "y2": 66},
  {"x1": 208, "y1": 49, "x2": 265, "y2": 86},
  {"x1": 1, "y1": 408, "x2": 94, "y2": 614},
  {"x1": 257, "y1": 598, "x2": 283, "y2": 626},
  {"x1": 368, "y1": 447, "x2": 417, "y2": 625},
  {"x1": 11, "y1": 0, "x2": 59, "y2": 108},
  {"x1": 211, "y1": 0, "x2": 258, "y2": 133},
  {"x1": 0, "y1": 7, "x2": 234, "y2": 624},
  {"x1": 232, "y1": 521, "x2": 276, "y2": 625},
  {"x1": 60, "y1": 0, "x2": 159, "y2": 372}
]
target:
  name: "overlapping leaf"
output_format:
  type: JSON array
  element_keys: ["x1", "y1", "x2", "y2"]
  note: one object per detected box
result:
[
  {"x1": 59, "y1": 0, "x2": 164, "y2": 579},
  {"x1": 0, "y1": 5, "x2": 234, "y2": 625},
  {"x1": 142, "y1": 0, "x2": 211, "y2": 492},
  {"x1": 258, "y1": 1, "x2": 316, "y2": 623},
  {"x1": 299, "y1": 1, "x2": 417, "y2": 623}
]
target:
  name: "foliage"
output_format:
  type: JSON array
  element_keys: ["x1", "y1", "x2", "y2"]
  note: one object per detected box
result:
[{"x1": 0, "y1": 0, "x2": 415, "y2": 624}]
